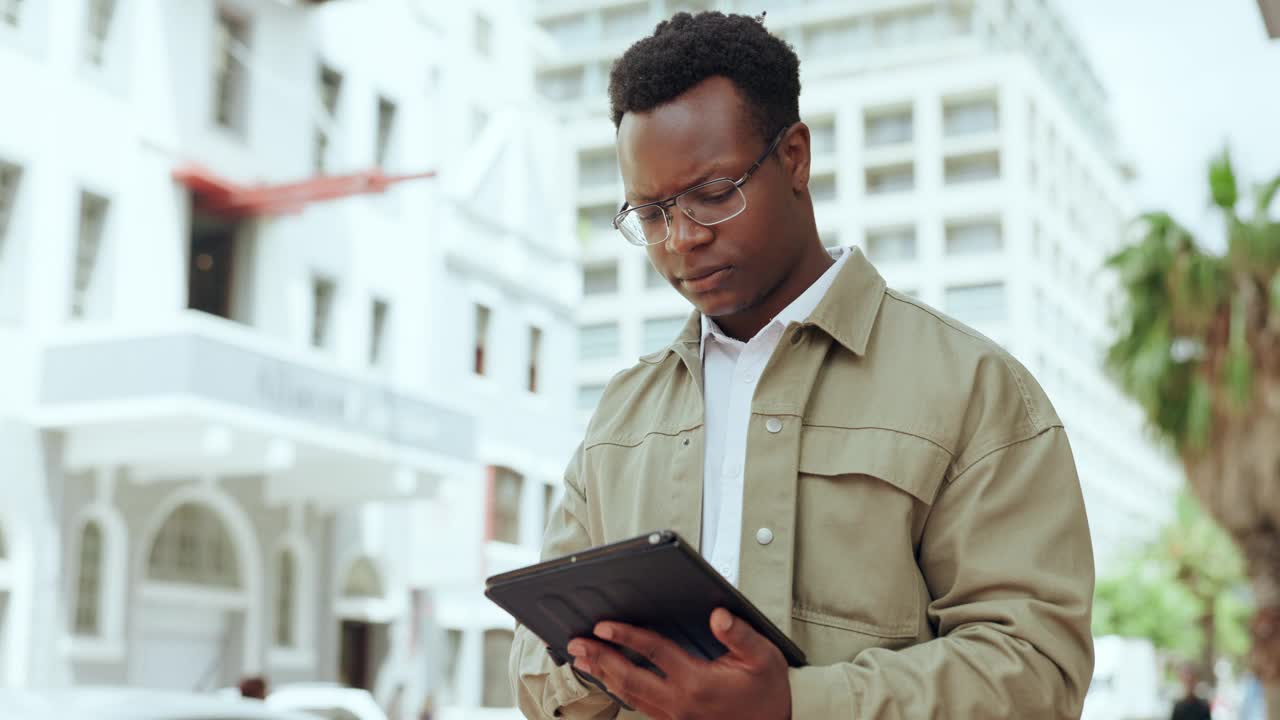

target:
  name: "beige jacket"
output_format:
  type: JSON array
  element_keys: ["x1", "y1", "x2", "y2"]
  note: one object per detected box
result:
[{"x1": 511, "y1": 249, "x2": 1095, "y2": 719}]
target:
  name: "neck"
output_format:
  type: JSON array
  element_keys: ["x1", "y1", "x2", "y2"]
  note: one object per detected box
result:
[{"x1": 713, "y1": 239, "x2": 834, "y2": 341}]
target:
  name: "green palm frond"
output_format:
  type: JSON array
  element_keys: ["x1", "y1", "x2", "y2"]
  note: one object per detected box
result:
[{"x1": 1210, "y1": 149, "x2": 1239, "y2": 214}]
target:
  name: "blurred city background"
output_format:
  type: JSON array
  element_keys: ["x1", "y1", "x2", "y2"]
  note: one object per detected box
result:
[{"x1": 0, "y1": 1, "x2": 1277, "y2": 719}]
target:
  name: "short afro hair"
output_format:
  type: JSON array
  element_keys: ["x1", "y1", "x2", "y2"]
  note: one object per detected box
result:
[{"x1": 608, "y1": 11, "x2": 801, "y2": 143}]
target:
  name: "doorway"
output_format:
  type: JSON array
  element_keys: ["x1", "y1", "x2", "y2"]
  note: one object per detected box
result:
[
  {"x1": 187, "y1": 195, "x2": 255, "y2": 322},
  {"x1": 338, "y1": 619, "x2": 389, "y2": 692}
]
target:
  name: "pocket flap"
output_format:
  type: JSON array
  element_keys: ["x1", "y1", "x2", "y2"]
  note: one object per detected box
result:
[{"x1": 797, "y1": 426, "x2": 951, "y2": 505}]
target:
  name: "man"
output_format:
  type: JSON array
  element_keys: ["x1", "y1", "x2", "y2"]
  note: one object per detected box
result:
[
  {"x1": 511, "y1": 11, "x2": 1094, "y2": 719},
  {"x1": 1170, "y1": 667, "x2": 1213, "y2": 720}
]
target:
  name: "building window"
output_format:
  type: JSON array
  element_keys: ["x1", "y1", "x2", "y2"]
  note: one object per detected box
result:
[
  {"x1": 527, "y1": 326, "x2": 542, "y2": 393},
  {"x1": 147, "y1": 503, "x2": 240, "y2": 588},
  {"x1": 70, "y1": 191, "x2": 109, "y2": 319},
  {"x1": 475, "y1": 14, "x2": 493, "y2": 57},
  {"x1": 579, "y1": 322, "x2": 619, "y2": 361},
  {"x1": 875, "y1": 8, "x2": 941, "y2": 47},
  {"x1": 84, "y1": 0, "x2": 117, "y2": 67},
  {"x1": 805, "y1": 18, "x2": 872, "y2": 58},
  {"x1": 536, "y1": 67, "x2": 585, "y2": 102},
  {"x1": 945, "y1": 151, "x2": 1001, "y2": 184},
  {"x1": 341, "y1": 556, "x2": 383, "y2": 599},
  {"x1": 540, "y1": 12, "x2": 590, "y2": 46},
  {"x1": 213, "y1": 8, "x2": 250, "y2": 134},
  {"x1": 601, "y1": 2, "x2": 648, "y2": 39},
  {"x1": 866, "y1": 226, "x2": 916, "y2": 263},
  {"x1": 945, "y1": 282, "x2": 1007, "y2": 324},
  {"x1": 274, "y1": 549, "x2": 296, "y2": 648},
  {"x1": 865, "y1": 107, "x2": 913, "y2": 146},
  {"x1": 369, "y1": 298, "x2": 389, "y2": 366},
  {"x1": 577, "y1": 204, "x2": 616, "y2": 243},
  {"x1": 943, "y1": 95, "x2": 999, "y2": 136},
  {"x1": 73, "y1": 521, "x2": 104, "y2": 636},
  {"x1": 809, "y1": 117, "x2": 836, "y2": 156},
  {"x1": 578, "y1": 149, "x2": 619, "y2": 188},
  {"x1": 865, "y1": 164, "x2": 914, "y2": 194},
  {"x1": 490, "y1": 467, "x2": 522, "y2": 545},
  {"x1": 315, "y1": 64, "x2": 343, "y2": 174},
  {"x1": 3, "y1": 0, "x2": 23, "y2": 27},
  {"x1": 543, "y1": 483, "x2": 557, "y2": 527},
  {"x1": 482, "y1": 629, "x2": 516, "y2": 708},
  {"x1": 374, "y1": 97, "x2": 397, "y2": 167},
  {"x1": 642, "y1": 316, "x2": 685, "y2": 355},
  {"x1": 0, "y1": 161, "x2": 22, "y2": 256},
  {"x1": 582, "y1": 263, "x2": 618, "y2": 295},
  {"x1": 946, "y1": 219, "x2": 1003, "y2": 255},
  {"x1": 577, "y1": 383, "x2": 605, "y2": 412},
  {"x1": 645, "y1": 262, "x2": 667, "y2": 289},
  {"x1": 310, "y1": 275, "x2": 336, "y2": 349},
  {"x1": 473, "y1": 304, "x2": 491, "y2": 375},
  {"x1": 441, "y1": 628, "x2": 463, "y2": 703},
  {"x1": 809, "y1": 173, "x2": 837, "y2": 203}
]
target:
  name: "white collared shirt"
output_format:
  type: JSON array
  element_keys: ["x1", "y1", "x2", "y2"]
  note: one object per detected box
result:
[{"x1": 700, "y1": 246, "x2": 851, "y2": 586}]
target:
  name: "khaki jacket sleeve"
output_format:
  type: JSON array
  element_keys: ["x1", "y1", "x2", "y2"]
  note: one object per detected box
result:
[
  {"x1": 510, "y1": 443, "x2": 621, "y2": 720},
  {"x1": 787, "y1": 427, "x2": 1095, "y2": 719}
]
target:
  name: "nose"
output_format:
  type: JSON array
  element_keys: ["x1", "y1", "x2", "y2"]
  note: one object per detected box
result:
[{"x1": 664, "y1": 206, "x2": 713, "y2": 255}]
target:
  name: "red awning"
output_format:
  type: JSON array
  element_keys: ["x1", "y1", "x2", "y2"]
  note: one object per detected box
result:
[{"x1": 173, "y1": 164, "x2": 436, "y2": 218}]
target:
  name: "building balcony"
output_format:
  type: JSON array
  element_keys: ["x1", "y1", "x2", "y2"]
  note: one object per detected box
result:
[{"x1": 33, "y1": 310, "x2": 477, "y2": 506}]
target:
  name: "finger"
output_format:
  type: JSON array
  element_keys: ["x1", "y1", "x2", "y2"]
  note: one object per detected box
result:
[
  {"x1": 589, "y1": 639, "x2": 673, "y2": 712},
  {"x1": 595, "y1": 621, "x2": 700, "y2": 675},
  {"x1": 709, "y1": 608, "x2": 777, "y2": 667}
]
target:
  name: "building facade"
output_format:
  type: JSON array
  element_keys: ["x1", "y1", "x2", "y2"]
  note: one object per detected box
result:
[
  {"x1": 536, "y1": 0, "x2": 1181, "y2": 573},
  {"x1": 0, "y1": 1, "x2": 575, "y2": 717}
]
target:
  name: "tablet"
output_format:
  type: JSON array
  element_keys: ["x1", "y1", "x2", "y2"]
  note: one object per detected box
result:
[{"x1": 484, "y1": 529, "x2": 807, "y2": 677}]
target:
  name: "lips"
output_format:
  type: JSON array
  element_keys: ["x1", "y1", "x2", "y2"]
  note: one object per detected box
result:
[{"x1": 680, "y1": 265, "x2": 732, "y2": 294}]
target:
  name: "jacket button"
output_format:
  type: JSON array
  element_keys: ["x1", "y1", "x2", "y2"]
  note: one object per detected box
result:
[
  {"x1": 756, "y1": 527, "x2": 774, "y2": 545},
  {"x1": 765, "y1": 417, "x2": 783, "y2": 433}
]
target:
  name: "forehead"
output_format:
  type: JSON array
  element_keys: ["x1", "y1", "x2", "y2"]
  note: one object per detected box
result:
[{"x1": 616, "y1": 77, "x2": 757, "y2": 202}]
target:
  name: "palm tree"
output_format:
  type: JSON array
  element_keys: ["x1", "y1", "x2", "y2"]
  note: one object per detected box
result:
[
  {"x1": 1094, "y1": 491, "x2": 1250, "y2": 676},
  {"x1": 1106, "y1": 150, "x2": 1280, "y2": 715}
]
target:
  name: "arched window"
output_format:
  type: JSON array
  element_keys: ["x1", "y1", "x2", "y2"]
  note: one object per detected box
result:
[
  {"x1": 274, "y1": 549, "x2": 296, "y2": 647},
  {"x1": 147, "y1": 503, "x2": 239, "y2": 587},
  {"x1": 340, "y1": 556, "x2": 383, "y2": 599},
  {"x1": 73, "y1": 521, "x2": 104, "y2": 636}
]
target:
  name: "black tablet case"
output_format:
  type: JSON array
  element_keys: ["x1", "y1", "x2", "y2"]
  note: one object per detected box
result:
[{"x1": 485, "y1": 529, "x2": 806, "y2": 702}]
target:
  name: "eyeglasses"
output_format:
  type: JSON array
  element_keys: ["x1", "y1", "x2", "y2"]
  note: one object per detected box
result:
[{"x1": 612, "y1": 126, "x2": 790, "y2": 247}]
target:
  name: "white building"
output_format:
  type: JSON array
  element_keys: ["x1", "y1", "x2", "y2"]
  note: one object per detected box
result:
[
  {"x1": 0, "y1": 1, "x2": 576, "y2": 717},
  {"x1": 535, "y1": 0, "x2": 1181, "y2": 573}
]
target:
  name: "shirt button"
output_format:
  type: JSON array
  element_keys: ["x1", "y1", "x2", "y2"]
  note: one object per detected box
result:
[
  {"x1": 742, "y1": 372, "x2": 756, "y2": 384},
  {"x1": 724, "y1": 463, "x2": 741, "y2": 478},
  {"x1": 765, "y1": 417, "x2": 783, "y2": 433},
  {"x1": 756, "y1": 527, "x2": 774, "y2": 545}
]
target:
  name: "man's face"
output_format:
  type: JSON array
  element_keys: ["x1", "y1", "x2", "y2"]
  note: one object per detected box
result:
[{"x1": 616, "y1": 76, "x2": 808, "y2": 321}]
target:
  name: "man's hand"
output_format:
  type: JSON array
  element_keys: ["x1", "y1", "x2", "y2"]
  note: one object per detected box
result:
[{"x1": 565, "y1": 608, "x2": 791, "y2": 720}]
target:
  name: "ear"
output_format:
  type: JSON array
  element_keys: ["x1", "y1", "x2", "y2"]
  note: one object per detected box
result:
[{"x1": 779, "y1": 122, "x2": 811, "y2": 195}]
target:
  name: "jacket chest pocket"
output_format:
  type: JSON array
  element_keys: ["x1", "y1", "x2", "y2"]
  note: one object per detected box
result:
[{"x1": 792, "y1": 426, "x2": 950, "y2": 647}]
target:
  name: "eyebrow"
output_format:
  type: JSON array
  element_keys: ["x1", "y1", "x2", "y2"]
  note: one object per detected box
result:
[{"x1": 628, "y1": 167, "x2": 723, "y2": 205}]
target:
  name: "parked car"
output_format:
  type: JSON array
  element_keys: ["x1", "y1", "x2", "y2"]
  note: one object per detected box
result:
[
  {"x1": 0, "y1": 687, "x2": 323, "y2": 720},
  {"x1": 267, "y1": 683, "x2": 389, "y2": 720}
]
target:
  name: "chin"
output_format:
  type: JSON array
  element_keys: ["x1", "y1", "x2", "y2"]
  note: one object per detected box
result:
[{"x1": 691, "y1": 292, "x2": 751, "y2": 319}]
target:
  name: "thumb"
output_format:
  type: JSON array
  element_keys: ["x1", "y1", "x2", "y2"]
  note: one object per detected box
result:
[{"x1": 710, "y1": 608, "x2": 773, "y2": 663}]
